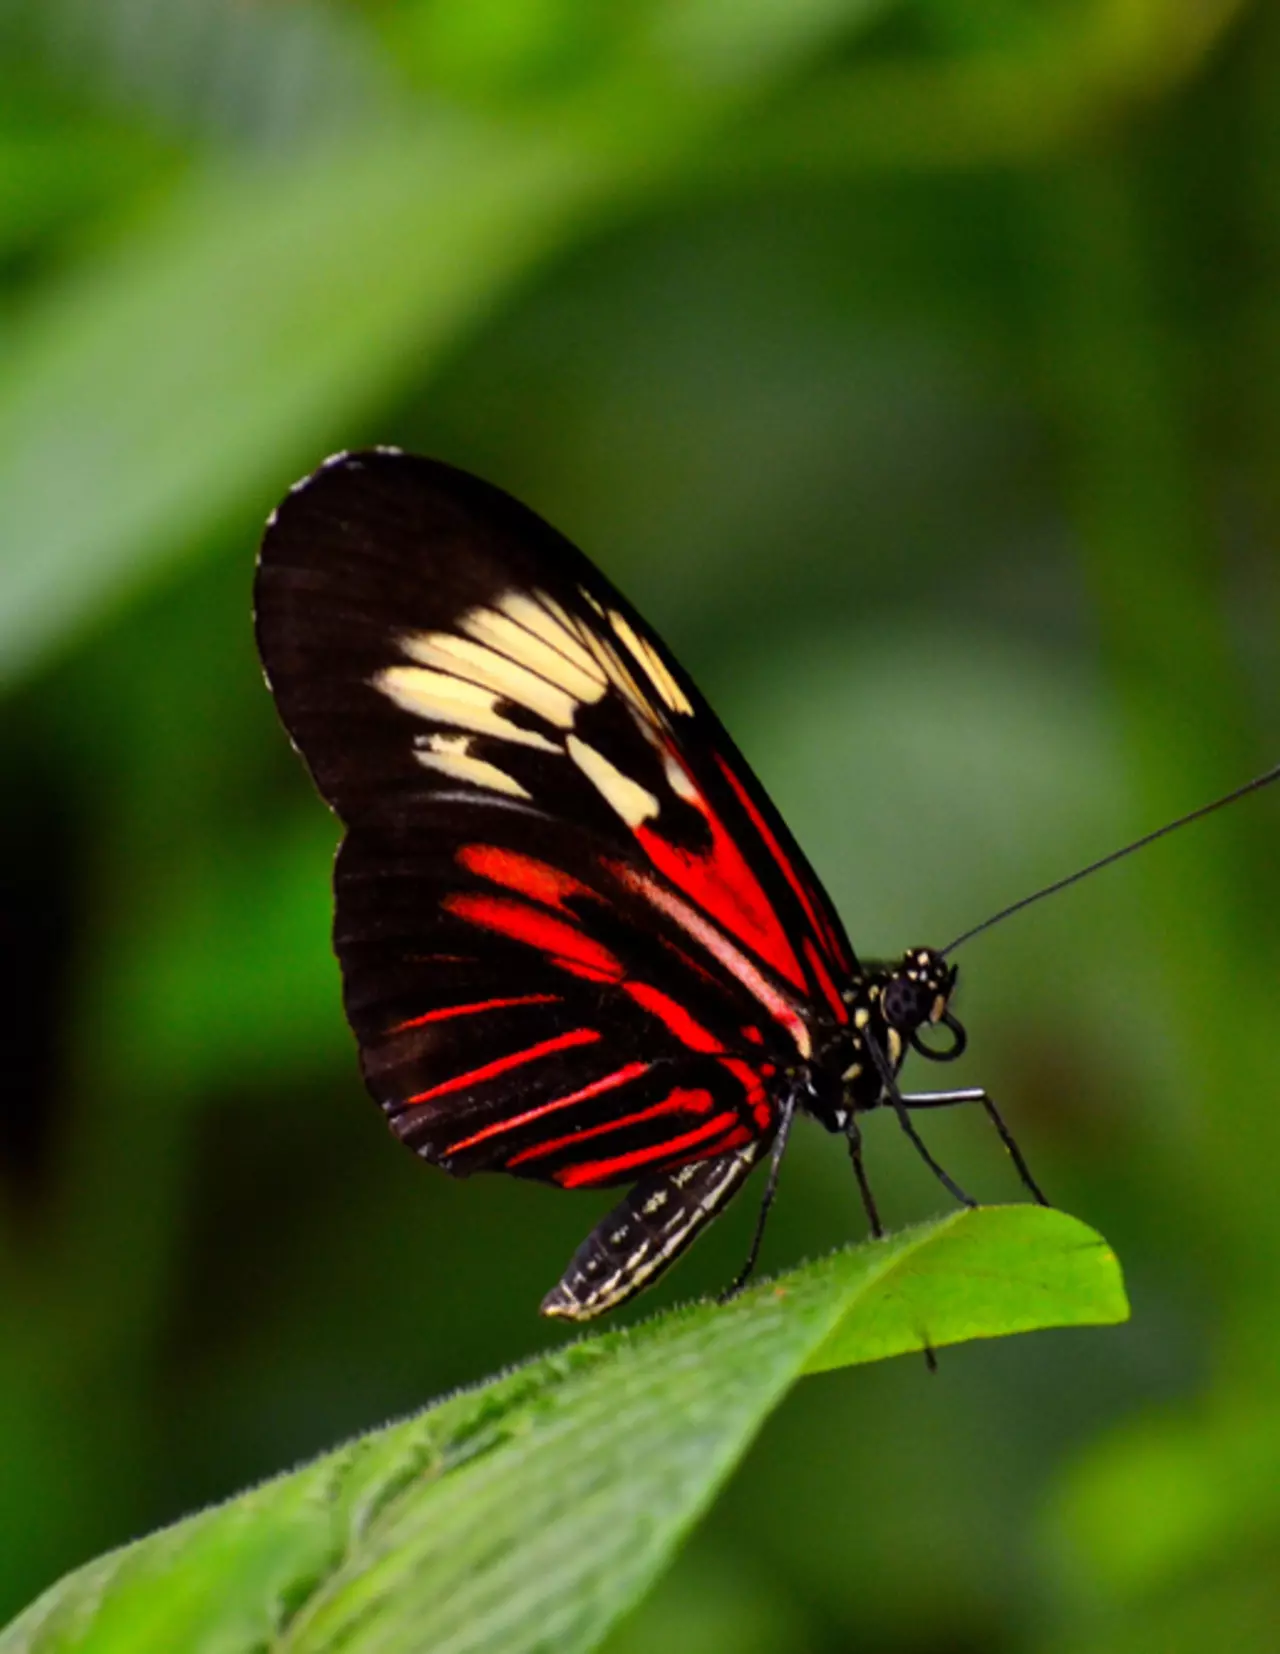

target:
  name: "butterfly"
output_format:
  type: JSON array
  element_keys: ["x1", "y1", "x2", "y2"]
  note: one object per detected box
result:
[{"x1": 254, "y1": 449, "x2": 1048, "y2": 1321}]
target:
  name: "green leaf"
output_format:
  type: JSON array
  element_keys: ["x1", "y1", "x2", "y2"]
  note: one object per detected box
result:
[
  {"x1": 1, "y1": 1207, "x2": 1125, "y2": 1654},
  {"x1": 804, "y1": 1204, "x2": 1124, "y2": 1374}
]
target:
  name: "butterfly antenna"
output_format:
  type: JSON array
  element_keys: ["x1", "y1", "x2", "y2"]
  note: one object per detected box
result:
[{"x1": 942, "y1": 760, "x2": 1280, "y2": 956}]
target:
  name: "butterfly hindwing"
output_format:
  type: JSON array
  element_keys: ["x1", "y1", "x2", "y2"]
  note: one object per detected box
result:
[
  {"x1": 255, "y1": 450, "x2": 854, "y2": 1195},
  {"x1": 334, "y1": 811, "x2": 777, "y2": 1187}
]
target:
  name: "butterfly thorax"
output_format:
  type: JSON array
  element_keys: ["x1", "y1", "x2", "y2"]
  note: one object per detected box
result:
[{"x1": 805, "y1": 947, "x2": 963, "y2": 1130}]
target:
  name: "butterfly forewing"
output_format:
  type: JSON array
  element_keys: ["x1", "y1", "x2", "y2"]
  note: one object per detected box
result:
[{"x1": 255, "y1": 451, "x2": 854, "y2": 1232}]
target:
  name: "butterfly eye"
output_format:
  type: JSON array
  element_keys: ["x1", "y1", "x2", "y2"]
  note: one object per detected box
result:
[{"x1": 881, "y1": 977, "x2": 927, "y2": 1029}]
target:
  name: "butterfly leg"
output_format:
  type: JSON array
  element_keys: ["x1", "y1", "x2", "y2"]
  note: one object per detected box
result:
[
  {"x1": 845, "y1": 1114, "x2": 884, "y2": 1238},
  {"x1": 541, "y1": 1139, "x2": 767, "y2": 1321},
  {"x1": 901, "y1": 1088, "x2": 1050, "y2": 1206},
  {"x1": 718, "y1": 1091, "x2": 799, "y2": 1305},
  {"x1": 864, "y1": 1034, "x2": 977, "y2": 1209}
]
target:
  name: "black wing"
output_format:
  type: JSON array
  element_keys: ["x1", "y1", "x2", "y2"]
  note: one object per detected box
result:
[{"x1": 254, "y1": 450, "x2": 854, "y2": 1199}]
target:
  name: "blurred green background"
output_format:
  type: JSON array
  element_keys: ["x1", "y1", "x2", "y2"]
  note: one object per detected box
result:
[{"x1": 3, "y1": 1, "x2": 1279, "y2": 1649}]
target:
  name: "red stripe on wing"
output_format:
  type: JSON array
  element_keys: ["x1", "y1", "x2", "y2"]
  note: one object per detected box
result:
[
  {"x1": 555, "y1": 1114, "x2": 750, "y2": 1188},
  {"x1": 457, "y1": 845, "x2": 596, "y2": 912},
  {"x1": 444, "y1": 893, "x2": 624, "y2": 983},
  {"x1": 506, "y1": 1085, "x2": 716, "y2": 1168},
  {"x1": 444, "y1": 1060, "x2": 651, "y2": 1156},
  {"x1": 622, "y1": 982, "x2": 724, "y2": 1054},
  {"x1": 636, "y1": 752, "x2": 805, "y2": 991},
  {"x1": 720, "y1": 1056, "x2": 774, "y2": 1131},
  {"x1": 403, "y1": 1026, "x2": 600, "y2": 1106},
  {"x1": 714, "y1": 752, "x2": 851, "y2": 977},
  {"x1": 391, "y1": 992, "x2": 560, "y2": 1032},
  {"x1": 609, "y1": 862, "x2": 812, "y2": 1057}
]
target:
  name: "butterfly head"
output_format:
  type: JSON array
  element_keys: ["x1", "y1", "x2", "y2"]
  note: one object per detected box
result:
[{"x1": 880, "y1": 948, "x2": 966, "y2": 1062}]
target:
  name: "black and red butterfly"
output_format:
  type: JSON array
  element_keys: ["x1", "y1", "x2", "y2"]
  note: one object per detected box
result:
[{"x1": 254, "y1": 450, "x2": 1047, "y2": 1320}]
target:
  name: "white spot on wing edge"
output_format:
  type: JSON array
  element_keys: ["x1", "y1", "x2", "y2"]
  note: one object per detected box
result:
[
  {"x1": 567, "y1": 736, "x2": 660, "y2": 826},
  {"x1": 305, "y1": 447, "x2": 402, "y2": 489},
  {"x1": 316, "y1": 449, "x2": 357, "y2": 477}
]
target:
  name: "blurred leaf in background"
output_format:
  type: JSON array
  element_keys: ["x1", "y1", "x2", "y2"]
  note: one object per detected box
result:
[{"x1": 0, "y1": 1, "x2": 1277, "y2": 1650}]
